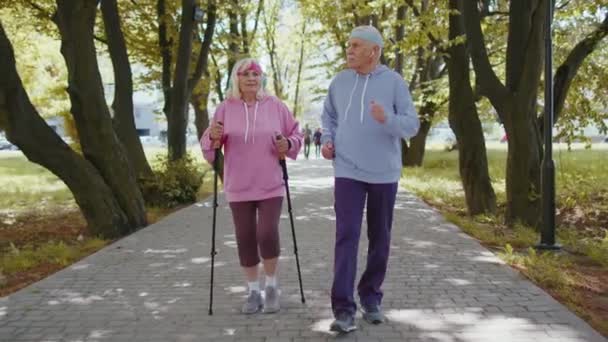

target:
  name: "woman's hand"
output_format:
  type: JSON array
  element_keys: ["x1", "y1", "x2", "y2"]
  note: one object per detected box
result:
[
  {"x1": 275, "y1": 134, "x2": 289, "y2": 155},
  {"x1": 210, "y1": 121, "x2": 223, "y2": 141}
]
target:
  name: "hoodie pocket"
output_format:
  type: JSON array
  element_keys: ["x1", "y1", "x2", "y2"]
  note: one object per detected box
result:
[{"x1": 224, "y1": 170, "x2": 255, "y2": 193}]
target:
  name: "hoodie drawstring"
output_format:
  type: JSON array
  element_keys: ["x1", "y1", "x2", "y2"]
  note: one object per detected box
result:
[
  {"x1": 360, "y1": 74, "x2": 370, "y2": 123},
  {"x1": 252, "y1": 101, "x2": 259, "y2": 143},
  {"x1": 243, "y1": 101, "x2": 259, "y2": 143},
  {"x1": 343, "y1": 74, "x2": 359, "y2": 123}
]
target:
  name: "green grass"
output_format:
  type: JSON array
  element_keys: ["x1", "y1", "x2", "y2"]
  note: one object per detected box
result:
[
  {"x1": 0, "y1": 239, "x2": 107, "y2": 275},
  {"x1": 444, "y1": 212, "x2": 538, "y2": 248},
  {"x1": 0, "y1": 147, "x2": 214, "y2": 213},
  {"x1": 401, "y1": 149, "x2": 507, "y2": 211},
  {"x1": 0, "y1": 156, "x2": 74, "y2": 211},
  {"x1": 402, "y1": 146, "x2": 608, "y2": 336},
  {"x1": 499, "y1": 244, "x2": 579, "y2": 299},
  {"x1": 402, "y1": 147, "x2": 608, "y2": 265}
]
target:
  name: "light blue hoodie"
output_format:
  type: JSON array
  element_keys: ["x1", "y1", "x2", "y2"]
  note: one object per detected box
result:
[{"x1": 321, "y1": 65, "x2": 420, "y2": 183}]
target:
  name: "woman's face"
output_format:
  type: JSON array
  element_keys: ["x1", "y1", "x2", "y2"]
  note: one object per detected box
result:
[{"x1": 238, "y1": 68, "x2": 262, "y2": 95}]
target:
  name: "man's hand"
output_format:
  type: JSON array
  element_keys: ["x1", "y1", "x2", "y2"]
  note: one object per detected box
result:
[
  {"x1": 321, "y1": 141, "x2": 335, "y2": 160},
  {"x1": 370, "y1": 100, "x2": 386, "y2": 124}
]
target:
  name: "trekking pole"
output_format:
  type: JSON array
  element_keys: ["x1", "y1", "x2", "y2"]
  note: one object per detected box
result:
[
  {"x1": 276, "y1": 134, "x2": 306, "y2": 304},
  {"x1": 209, "y1": 124, "x2": 222, "y2": 315}
]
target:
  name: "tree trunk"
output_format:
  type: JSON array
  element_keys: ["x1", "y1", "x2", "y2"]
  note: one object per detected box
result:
[
  {"x1": 394, "y1": 5, "x2": 409, "y2": 167},
  {"x1": 186, "y1": 0, "x2": 215, "y2": 141},
  {"x1": 462, "y1": 0, "x2": 546, "y2": 227},
  {"x1": 191, "y1": 90, "x2": 210, "y2": 140},
  {"x1": 100, "y1": 0, "x2": 152, "y2": 180},
  {"x1": 187, "y1": 1, "x2": 216, "y2": 96},
  {"x1": 227, "y1": 0, "x2": 240, "y2": 77},
  {"x1": 247, "y1": 0, "x2": 264, "y2": 51},
  {"x1": 293, "y1": 21, "x2": 306, "y2": 117},
  {"x1": 0, "y1": 21, "x2": 131, "y2": 238},
  {"x1": 400, "y1": 0, "x2": 443, "y2": 167},
  {"x1": 504, "y1": 102, "x2": 543, "y2": 227},
  {"x1": 211, "y1": 53, "x2": 224, "y2": 101},
  {"x1": 403, "y1": 118, "x2": 431, "y2": 166},
  {"x1": 403, "y1": 73, "x2": 441, "y2": 167},
  {"x1": 168, "y1": 0, "x2": 195, "y2": 161},
  {"x1": 264, "y1": 2, "x2": 284, "y2": 99},
  {"x1": 54, "y1": 0, "x2": 147, "y2": 230},
  {"x1": 502, "y1": 1, "x2": 546, "y2": 228},
  {"x1": 400, "y1": 139, "x2": 409, "y2": 167},
  {"x1": 394, "y1": 4, "x2": 406, "y2": 75},
  {"x1": 447, "y1": 0, "x2": 496, "y2": 215},
  {"x1": 157, "y1": 0, "x2": 172, "y2": 129},
  {"x1": 268, "y1": 36, "x2": 283, "y2": 98}
]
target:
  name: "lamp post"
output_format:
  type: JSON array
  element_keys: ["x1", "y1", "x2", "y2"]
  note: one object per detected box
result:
[{"x1": 537, "y1": 0, "x2": 561, "y2": 251}]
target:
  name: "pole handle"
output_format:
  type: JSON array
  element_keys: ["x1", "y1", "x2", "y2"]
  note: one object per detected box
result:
[
  {"x1": 275, "y1": 133, "x2": 287, "y2": 161},
  {"x1": 211, "y1": 121, "x2": 223, "y2": 150}
]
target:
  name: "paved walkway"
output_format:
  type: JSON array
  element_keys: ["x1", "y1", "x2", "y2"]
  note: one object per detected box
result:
[{"x1": 1, "y1": 158, "x2": 605, "y2": 342}]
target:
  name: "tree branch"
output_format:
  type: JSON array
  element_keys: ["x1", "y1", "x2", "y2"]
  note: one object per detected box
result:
[
  {"x1": 405, "y1": 0, "x2": 443, "y2": 49},
  {"x1": 25, "y1": 0, "x2": 50, "y2": 17},
  {"x1": 552, "y1": 12, "x2": 608, "y2": 124},
  {"x1": 556, "y1": 0, "x2": 572, "y2": 10},
  {"x1": 128, "y1": 0, "x2": 158, "y2": 31},
  {"x1": 249, "y1": 0, "x2": 264, "y2": 48},
  {"x1": 94, "y1": 35, "x2": 108, "y2": 44},
  {"x1": 461, "y1": 0, "x2": 508, "y2": 111},
  {"x1": 188, "y1": 1, "x2": 217, "y2": 94},
  {"x1": 483, "y1": 11, "x2": 509, "y2": 17},
  {"x1": 210, "y1": 53, "x2": 224, "y2": 101}
]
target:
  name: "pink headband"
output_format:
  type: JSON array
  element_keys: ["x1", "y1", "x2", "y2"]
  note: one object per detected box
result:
[{"x1": 238, "y1": 62, "x2": 263, "y2": 75}]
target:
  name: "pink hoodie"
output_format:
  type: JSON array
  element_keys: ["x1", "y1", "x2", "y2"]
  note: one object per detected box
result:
[{"x1": 200, "y1": 96, "x2": 303, "y2": 202}]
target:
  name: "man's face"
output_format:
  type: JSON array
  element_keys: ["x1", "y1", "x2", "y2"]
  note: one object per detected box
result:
[{"x1": 346, "y1": 38, "x2": 376, "y2": 69}]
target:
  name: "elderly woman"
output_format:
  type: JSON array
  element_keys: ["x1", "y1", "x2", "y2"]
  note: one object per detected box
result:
[{"x1": 201, "y1": 58, "x2": 303, "y2": 314}]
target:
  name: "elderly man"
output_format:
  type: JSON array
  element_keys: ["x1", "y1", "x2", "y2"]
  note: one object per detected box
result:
[{"x1": 321, "y1": 25, "x2": 420, "y2": 333}]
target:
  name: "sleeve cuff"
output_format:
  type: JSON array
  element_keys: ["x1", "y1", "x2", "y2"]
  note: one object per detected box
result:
[{"x1": 383, "y1": 111, "x2": 394, "y2": 126}]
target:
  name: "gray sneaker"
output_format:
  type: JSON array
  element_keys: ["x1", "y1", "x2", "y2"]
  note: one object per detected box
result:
[
  {"x1": 361, "y1": 304, "x2": 387, "y2": 324},
  {"x1": 241, "y1": 290, "x2": 262, "y2": 314},
  {"x1": 329, "y1": 312, "x2": 357, "y2": 333},
  {"x1": 263, "y1": 286, "x2": 280, "y2": 313}
]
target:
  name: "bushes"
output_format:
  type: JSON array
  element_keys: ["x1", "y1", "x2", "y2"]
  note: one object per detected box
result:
[{"x1": 141, "y1": 154, "x2": 208, "y2": 208}]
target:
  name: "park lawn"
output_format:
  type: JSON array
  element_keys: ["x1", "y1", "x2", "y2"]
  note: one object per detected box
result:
[
  {"x1": 402, "y1": 145, "x2": 608, "y2": 337},
  {"x1": 0, "y1": 148, "x2": 213, "y2": 297}
]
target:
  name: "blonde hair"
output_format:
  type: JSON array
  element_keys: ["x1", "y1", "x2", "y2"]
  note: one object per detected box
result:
[{"x1": 227, "y1": 58, "x2": 268, "y2": 100}]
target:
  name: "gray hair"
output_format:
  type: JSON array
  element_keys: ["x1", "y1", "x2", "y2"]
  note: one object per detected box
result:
[{"x1": 226, "y1": 58, "x2": 268, "y2": 100}]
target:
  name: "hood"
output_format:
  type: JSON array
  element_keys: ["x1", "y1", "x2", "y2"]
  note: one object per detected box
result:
[{"x1": 344, "y1": 64, "x2": 391, "y2": 123}]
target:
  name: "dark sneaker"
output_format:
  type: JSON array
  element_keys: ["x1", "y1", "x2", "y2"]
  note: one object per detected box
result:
[
  {"x1": 241, "y1": 290, "x2": 262, "y2": 314},
  {"x1": 329, "y1": 312, "x2": 357, "y2": 333},
  {"x1": 263, "y1": 286, "x2": 280, "y2": 313},
  {"x1": 361, "y1": 304, "x2": 387, "y2": 324}
]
